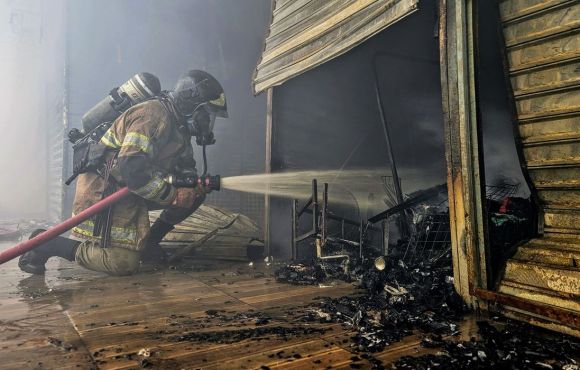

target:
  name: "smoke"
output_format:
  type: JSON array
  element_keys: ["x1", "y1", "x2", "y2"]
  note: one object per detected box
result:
[
  {"x1": 272, "y1": 0, "x2": 529, "y2": 203},
  {"x1": 478, "y1": 0, "x2": 529, "y2": 197},
  {"x1": 0, "y1": 0, "x2": 271, "y2": 221},
  {"x1": 0, "y1": 33, "x2": 45, "y2": 218},
  {"x1": 0, "y1": 0, "x2": 66, "y2": 219},
  {"x1": 64, "y1": 0, "x2": 272, "y2": 223},
  {"x1": 0, "y1": 0, "x2": 529, "y2": 224}
]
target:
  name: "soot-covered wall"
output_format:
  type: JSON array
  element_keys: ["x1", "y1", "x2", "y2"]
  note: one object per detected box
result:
[
  {"x1": 267, "y1": 0, "x2": 530, "y2": 259},
  {"x1": 269, "y1": 2, "x2": 445, "y2": 258}
]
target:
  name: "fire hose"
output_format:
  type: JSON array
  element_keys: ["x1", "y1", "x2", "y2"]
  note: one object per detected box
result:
[
  {"x1": 0, "y1": 173, "x2": 221, "y2": 266},
  {"x1": 0, "y1": 187, "x2": 131, "y2": 265}
]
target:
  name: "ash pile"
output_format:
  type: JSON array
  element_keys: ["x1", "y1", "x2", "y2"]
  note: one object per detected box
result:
[
  {"x1": 272, "y1": 180, "x2": 580, "y2": 367},
  {"x1": 281, "y1": 247, "x2": 467, "y2": 353},
  {"x1": 395, "y1": 319, "x2": 579, "y2": 369},
  {"x1": 276, "y1": 183, "x2": 467, "y2": 352}
]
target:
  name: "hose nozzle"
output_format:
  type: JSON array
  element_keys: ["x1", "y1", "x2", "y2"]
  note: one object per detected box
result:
[
  {"x1": 165, "y1": 173, "x2": 221, "y2": 191},
  {"x1": 201, "y1": 174, "x2": 221, "y2": 191}
]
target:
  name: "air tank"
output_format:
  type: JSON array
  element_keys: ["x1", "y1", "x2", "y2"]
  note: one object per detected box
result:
[{"x1": 80, "y1": 72, "x2": 161, "y2": 133}]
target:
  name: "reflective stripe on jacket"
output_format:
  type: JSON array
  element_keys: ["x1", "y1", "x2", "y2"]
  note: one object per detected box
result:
[{"x1": 72, "y1": 99, "x2": 189, "y2": 251}]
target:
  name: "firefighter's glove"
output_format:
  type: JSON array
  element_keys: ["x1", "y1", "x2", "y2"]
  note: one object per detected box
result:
[
  {"x1": 171, "y1": 186, "x2": 206, "y2": 208},
  {"x1": 171, "y1": 188, "x2": 196, "y2": 208}
]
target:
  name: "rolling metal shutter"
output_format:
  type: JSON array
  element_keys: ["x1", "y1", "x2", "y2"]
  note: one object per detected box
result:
[
  {"x1": 498, "y1": 0, "x2": 580, "y2": 335},
  {"x1": 253, "y1": 0, "x2": 418, "y2": 94}
]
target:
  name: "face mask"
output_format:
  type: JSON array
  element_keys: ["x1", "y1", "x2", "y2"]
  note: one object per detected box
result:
[{"x1": 187, "y1": 104, "x2": 216, "y2": 145}]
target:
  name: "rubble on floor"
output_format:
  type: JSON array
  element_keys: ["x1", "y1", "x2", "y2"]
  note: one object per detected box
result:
[
  {"x1": 203, "y1": 309, "x2": 272, "y2": 325},
  {"x1": 487, "y1": 195, "x2": 535, "y2": 284},
  {"x1": 275, "y1": 184, "x2": 461, "y2": 353},
  {"x1": 174, "y1": 326, "x2": 327, "y2": 344},
  {"x1": 151, "y1": 205, "x2": 264, "y2": 262},
  {"x1": 395, "y1": 319, "x2": 579, "y2": 369},
  {"x1": 47, "y1": 336, "x2": 77, "y2": 352},
  {"x1": 289, "y1": 248, "x2": 467, "y2": 353},
  {"x1": 274, "y1": 263, "x2": 326, "y2": 285},
  {"x1": 0, "y1": 219, "x2": 52, "y2": 241},
  {"x1": 0, "y1": 222, "x2": 21, "y2": 241},
  {"x1": 271, "y1": 181, "x2": 578, "y2": 368},
  {"x1": 275, "y1": 253, "x2": 579, "y2": 368}
]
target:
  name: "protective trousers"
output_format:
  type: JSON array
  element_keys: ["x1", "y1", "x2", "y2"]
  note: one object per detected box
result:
[
  {"x1": 75, "y1": 241, "x2": 140, "y2": 276},
  {"x1": 75, "y1": 194, "x2": 205, "y2": 275}
]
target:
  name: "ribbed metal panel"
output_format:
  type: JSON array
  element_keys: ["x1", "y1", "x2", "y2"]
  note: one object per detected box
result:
[
  {"x1": 498, "y1": 0, "x2": 580, "y2": 330},
  {"x1": 44, "y1": 0, "x2": 68, "y2": 223},
  {"x1": 46, "y1": 112, "x2": 66, "y2": 222},
  {"x1": 252, "y1": 0, "x2": 418, "y2": 94}
]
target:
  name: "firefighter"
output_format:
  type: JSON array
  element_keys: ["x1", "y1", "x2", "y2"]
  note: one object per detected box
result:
[{"x1": 18, "y1": 70, "x2": 227, "y2": 276}]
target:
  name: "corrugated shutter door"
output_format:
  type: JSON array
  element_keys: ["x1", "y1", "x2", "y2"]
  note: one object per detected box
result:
[
  {"x1": 47, "y1": 116, "x2": 65, "y2": 222},
  {"x1": 498, "y1": 0, "x2": 580, "y2": 331},
  {"x1": 253, "y1": 0, "x2": 419, "y2": 94}
]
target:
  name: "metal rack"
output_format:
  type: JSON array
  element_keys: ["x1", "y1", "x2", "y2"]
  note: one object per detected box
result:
[{"x1": 291, "y1": 179, "x2": 380, "y2": 262}]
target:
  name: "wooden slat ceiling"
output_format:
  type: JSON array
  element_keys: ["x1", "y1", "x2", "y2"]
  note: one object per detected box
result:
[{"x1": 253, "y1": 0, "x2": 419, "y2": 94}]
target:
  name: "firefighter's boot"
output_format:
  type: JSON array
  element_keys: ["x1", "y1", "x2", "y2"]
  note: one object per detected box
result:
[
  {"x1": 141, "y1": 220, "x2": 174, "y2": 263},
  {"x1": 18, "y1": 229, "x2": 79, "y2": 275}
]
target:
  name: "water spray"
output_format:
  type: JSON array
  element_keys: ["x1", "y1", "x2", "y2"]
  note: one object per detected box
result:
[{"x1": 220, "y1": 169, "x2": 389, "y2": 209}]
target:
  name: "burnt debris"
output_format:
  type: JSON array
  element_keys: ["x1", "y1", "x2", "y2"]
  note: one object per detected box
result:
[
  {"x1": 174, "y1": 326, "x2": 327, "y2": 344},
  {"x1": 203, "y1": 309, "x2": 272, "y2": 326},
  {"x1": 273, "y1": 184, "x2": 482, "y2": 354},
  {"x1": 295, "y1": 250, "x2": 467, "y2": 353},
  {"x1": 270, "y1": 179, "x2": 580, "y2": 368},
  {"x1": 275, "y1": 263, "x2": 326, "y2": 285},
  {"x1": 275, "y1": 182, "x2": 464, "y2": 353},
  {"x1": 395, "y1": 320, "x2": 579, "y2": 369},
  {"x1": 47, "y1": 336, "x2": 77, "y2": 352},
  {"x1": 486, "y1": 183, "x2": 535, "y2": 285},
  {"x1": 274, "y1": 248, "x2": 579, "y2": 368}
]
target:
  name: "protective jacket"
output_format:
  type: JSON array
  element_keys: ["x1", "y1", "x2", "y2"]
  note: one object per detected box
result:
[{"x1": 71, "y1": 99, "x2": 190, "y2": 251}]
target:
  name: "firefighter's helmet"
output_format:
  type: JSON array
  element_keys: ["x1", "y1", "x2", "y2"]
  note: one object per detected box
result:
[{"x1": 171, "y1": 70, "x2": 228, "y2": 118}]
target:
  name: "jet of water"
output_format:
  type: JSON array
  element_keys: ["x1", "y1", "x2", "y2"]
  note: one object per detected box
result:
[{"x1": 221, "y1": 169, "x2": 391, "y2": 210}]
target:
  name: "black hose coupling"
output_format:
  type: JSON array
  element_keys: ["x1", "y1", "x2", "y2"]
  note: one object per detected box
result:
[{"x1": 165, "y1": 173, "x2": 221, "y2": 192}]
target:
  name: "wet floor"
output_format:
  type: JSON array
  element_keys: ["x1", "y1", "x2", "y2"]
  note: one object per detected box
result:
[
  {"x1": 0, "y1": 240, "x2": 485, "y2": 369},
  {"x1": 0, "y1": 241, "x2": 97, "y2": 368}
]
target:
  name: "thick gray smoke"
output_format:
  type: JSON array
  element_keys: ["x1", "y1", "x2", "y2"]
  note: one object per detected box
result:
[
  {"x1": 66, "y1": 0, "x2": 271, "y2": 223},
  {"x1": 0, "y1": 0, "x2": 271, "y2": 222},
  {"x1": 0, "y1": 0, "x2": 66, "y2": 219},
  {"x1": 0, "y1": 0, "x2": 528, "y2": 225}
]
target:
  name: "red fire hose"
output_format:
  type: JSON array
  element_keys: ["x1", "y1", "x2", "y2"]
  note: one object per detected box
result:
[{"x1": 0, "y1": 187, "x2": 131, "y2": 265}]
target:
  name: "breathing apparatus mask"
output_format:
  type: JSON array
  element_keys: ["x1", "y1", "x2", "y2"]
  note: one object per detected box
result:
[
  {"x1": 167, "y1": 70, "x2": 227, "y2": 147},
  {"x1": 186, "y1": 103, "x2": 217, "y2": 145}
]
